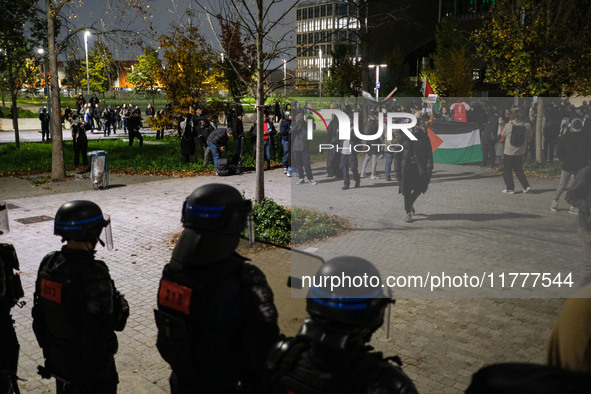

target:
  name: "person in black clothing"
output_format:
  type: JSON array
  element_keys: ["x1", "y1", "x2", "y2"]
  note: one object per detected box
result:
[
  {"x1": 480, "y1": 106, "x2": 500, "y2": 168},
  {"x1": 40, "y1": 106, "x2": 51, "y2": 142},
  {"x1": 279, "y1": 112, "x2": 291, "y2": 176},
  {"x1": 75, "y1": 95, "x2": 86, "y2": 115},
  {"x1": 127, "y1": 111, "x2": 143, "y2": 147},
  {"x1": 0, "y1": 202, "x2": 25, "y2": 394},
  {"x1": 551, "y1": 119, "x2": 591, "y2": 212},
  {"x1": 325, "y1": 114, "x2": 341, "y2": 178},
  {"x1": 207, "y1": 128, "x2": 233, "y2": 172},
  {"x1": 397, "y1": 113, "x2": 434, "y2": 223},
  {"x1": 291, "y1": 112, "x2": 317, "y2": 185},
  {"x1": 63, "y1": 106, "x2": 73, "y2": 128},
  {"x1": 88, "y1": 93, "x2": 99, "y2": 107},
  {"x1": 267, "y1": 256, "x2": 418, "y2": 394},
  {"x1": 179, "y1": 112, "x2": 195, "y2": 164},
  {"x1": 71, "y1": 115, "x2": 88, "y2": 167},
  {"x1": 195, "y1": 117, "x2": 214, "y2": 167},
  {"x1": 32, "y1": 200, "x2": 128, "y2": 394},
  {"x1": 231, "y1": 113, "x2": 245, "y2": 165},
  {"x1": 155, "y1": 184, "x2": 279, "y2": 393}
]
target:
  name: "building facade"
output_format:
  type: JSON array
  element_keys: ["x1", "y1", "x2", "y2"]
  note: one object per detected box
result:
[{"x1": 295, "y1": 0, "x2": 360, "y2": 84}]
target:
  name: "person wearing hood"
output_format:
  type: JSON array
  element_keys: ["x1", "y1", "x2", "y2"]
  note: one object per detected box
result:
[
  {"x1": 396, "y1": 112, "x2": 433, "y2": 223},
  {"x1": 71, "y1": 115, "x2": 88, "y2": 167},
  {"x1": 154, "y1": 184, "x2": 279, "y2": 393},
  {"x1": 551, "y1": 118, "x2": 591, "y2": 213}
]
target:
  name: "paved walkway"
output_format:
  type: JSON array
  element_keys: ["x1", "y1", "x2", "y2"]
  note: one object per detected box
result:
[{"x1": 1, "y1": 153, "x2": 577, "y2": 393}]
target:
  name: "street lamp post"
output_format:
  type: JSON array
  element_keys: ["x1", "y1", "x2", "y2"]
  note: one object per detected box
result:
[
  {"x1": 84, "y1": 31, "x2": 91, "y2": 95},
  {"x1": 38, "y1": 47, "x2": 51, "y2": 135},
  {"x1": 368, "y1": 64, "x2": 387, "y2": 100},
  {"x1": 319, "y1": 49, "x2": 323, "y2": 98}
]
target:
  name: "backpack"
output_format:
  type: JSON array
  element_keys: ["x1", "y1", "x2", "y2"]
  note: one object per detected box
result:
[
  {"x1": 510, "y1": 124, "x2": 526, "y2": 147},
  {"x1": 217, "y1": 159, "x2": 234, "y2": 176}
]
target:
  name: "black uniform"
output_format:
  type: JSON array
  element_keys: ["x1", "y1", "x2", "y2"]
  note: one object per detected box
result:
[
  {"x1": 268, "y1": 338, "x2": 418, "y2": 394},
  {"x1": 0, "y1": 244, "x2": 23, "y2": 394},
  {"x1": 32, "y1": 247, "x2": 128, "y2": 394},
  {"x1": 155, "y1": 252, "x2": 279, "y2": 393},
  {"x1": 71, "y1": 120, "x2": 88, "y2": 167},
  {"x1": 127, "y1": 113, "x2": 143, "y2": 147}
]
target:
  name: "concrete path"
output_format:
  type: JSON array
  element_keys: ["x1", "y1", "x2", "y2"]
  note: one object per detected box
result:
[{"x1": 1, "y1": 154, "x2": 576, "y2": 393}]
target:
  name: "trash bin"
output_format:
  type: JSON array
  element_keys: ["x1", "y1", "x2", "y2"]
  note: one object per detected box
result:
[{"x1": 88, "y1": 150, "x2": 109, "y2": 190}]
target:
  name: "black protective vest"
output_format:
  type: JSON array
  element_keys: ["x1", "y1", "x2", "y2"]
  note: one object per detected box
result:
[
  {"x1": 32, "y1": 249, "x2": 126, "y2": 384},
  {"x1": 268, "y1": 338, "x2": 419, "y2": 394},
  {"x1": 155, "y1": 252, "x2": 279, "y2": 391}
]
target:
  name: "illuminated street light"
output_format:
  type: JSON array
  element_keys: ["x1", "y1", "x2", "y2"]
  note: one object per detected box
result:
[
  {"x1": 84, "y1": 31, "x2": 91, "y2": 94},
  {"x1": 368, "y1": 64, "x2": 387, "y2": 99}
]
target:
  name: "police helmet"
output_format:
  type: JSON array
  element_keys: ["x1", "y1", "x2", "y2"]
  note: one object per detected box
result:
[
  {"x1": 181, "y1": 184, "x2": 251, "y2": 236},
  {"x1": 306, "y1": 256, "x2": 391, "y2": 331},
  {"x1": 54, "y1": 200, "x2": 112, "y2": 248}
]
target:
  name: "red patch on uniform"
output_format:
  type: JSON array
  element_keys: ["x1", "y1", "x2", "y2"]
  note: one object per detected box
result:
[
  {"x1": 40, "y1": 278, "x2": 62, "y2": 304},
  {"x1": 158, "y1": 280, "x2": 192, "y2": 315}
]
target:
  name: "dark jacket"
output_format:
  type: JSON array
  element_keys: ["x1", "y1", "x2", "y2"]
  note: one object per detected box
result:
[
  {"x1": 207, "y1": 128, "x2": 230, "y2": 149},
  {"x1": 231, "y1": 117, "x2": 244, "y2": 138},
  {"x1": 280, "y1": 118, "x2": 291, "y2": 141},
  {"x1": 71, "y1": 120, "x2": 87, "y2": 144},
  {"x1": 127, "y1": 114, "x2": 142, "y2": 133},
  {"x1": 32, "y1": 247, "x2": 127, "y2": 389},
  {"x1": 156, "y1": 253, "x2": 279, "y2": 392},
  {"x1": 566, "y1": 167, "x2": 591, "y2": 230},
  {"x1": 557, "y1": 131, "x2": 591, "y2": 173},
  {"x1": 398, "y1": 126, "x2": 433, "y2": 195},
  {"x1": 291, "y1": 119, "x2": 309, "y2": 152},
  {"x1": 482, "y1": 114, "x2": 499, "y2": 145}
]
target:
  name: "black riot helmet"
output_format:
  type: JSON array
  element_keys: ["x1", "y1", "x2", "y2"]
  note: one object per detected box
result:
[
  {"x1": 54, "y1": 200, "x2": 113, "y2": 249},
  {"x1": 181, "y1": 184, "x2": 251, "y2": 236},
  {"x1": 173, "y1": 184, "x2": 252, "y2": 266},
  {"x1": 301, "y1": 256, "x2": 393, "y2": 349}
]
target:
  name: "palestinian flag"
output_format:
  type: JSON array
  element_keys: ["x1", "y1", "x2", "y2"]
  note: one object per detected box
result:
[{"x1": 427, "y1": 121, "x2": 482, "y2": 165}]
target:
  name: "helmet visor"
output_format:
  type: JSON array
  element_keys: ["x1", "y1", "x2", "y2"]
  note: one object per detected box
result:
[
  {"x1": 242, "y1": 211, "x2": 254, "y2": 246},
  {"x1": 0, "y1": 201, "x2": 9, "y2": 235},
  {"x1": 102, "y1": 214, "x2": 113, "y2": 250}
]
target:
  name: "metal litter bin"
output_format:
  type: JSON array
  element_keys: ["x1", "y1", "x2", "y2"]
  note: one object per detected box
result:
[{"x1": 88, "y1": 150, "x2": 109, "y2": 190}]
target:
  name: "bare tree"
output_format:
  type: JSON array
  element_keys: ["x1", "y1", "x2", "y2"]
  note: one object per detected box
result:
[
  {"x1": 198, "y1": 0, "x2": 298, "y2": 203},
  {"x1": 39, "y1": 0, "x2": 150, "y2": 181}
]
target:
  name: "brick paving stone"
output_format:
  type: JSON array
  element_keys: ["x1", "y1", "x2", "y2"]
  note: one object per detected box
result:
[{"x1": 0, "y1": 157, "x2": 575, "y2": 393}]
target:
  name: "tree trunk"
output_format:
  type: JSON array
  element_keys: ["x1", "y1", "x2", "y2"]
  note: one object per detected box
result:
[
  {"x1": 254, "y1": 0, "x2": 265, "y2": 203},
  {"x1": 535, "y1": 97, "x2": 544, "y2": 163},
  {"x1": 47, "y1": 0, "x2": 66, "y2": 181},
  {"x1": 7, "y1": 59, "x2": 20, "y2": 150},
  {"x1": 11, "y1": 93, "x2": 20, "y2": 150}
]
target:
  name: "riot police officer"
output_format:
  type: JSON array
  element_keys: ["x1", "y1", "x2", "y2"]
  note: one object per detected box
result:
[
  {"x1": 32, "y1": 200, "x2": 128, "y2": 394},
  {"x1": 0, "y1": 201, "x2": 24, "y2": 394},
  {"x1": 155, "y1": 184, "x2": 280, "y2": 393},
  {"x1": 267, "y1": 256, "x2": 418, "y2": 394}
]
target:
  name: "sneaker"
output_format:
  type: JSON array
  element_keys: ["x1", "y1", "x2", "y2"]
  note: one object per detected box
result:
[
  {"x1": 370, "y1": 175, "x2": 378, "y2": 180},
  {"x1": 569, "y1": 207, "x2": 579, "y2": 215},
  {"x1": 385, "y1": 177, "x2": 392, "y2": 181},
  {"x1": 286, "y1": 172, "x2": 292, "y2": 177},
  {"x1": 523, "y1": 186, "x2": 531, "y2": 194},
  {"x1": 283, "y1": 168, "x2": 287, "y2": 174},
  {"x1": 502, "y1": 189, "x2": 515, "y2": 194},
  {"x1": 551, "y1": 200, "x2": 558, "y2": 212},
  {"x1": 296, "y1": 179, "x2": 305, "y2": 185},
  {"x1": 360, "y1": 173, "x2": 365, "y2": 178},
  {"x1": 405, "y1": 213, "x2": 413, "y2": 223},
  {"x1": 342, "y1": 185, "x2": 349, "y2": 190},
  {"x1": 309, "y1": 180, "x2": 317, "y2": 185},
  {"x1": 411, "y1": 206, "x2": 415, "y2": 215},
  {"x1": 354, "y1": 180, "x2": 360, "y2": 188}
]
